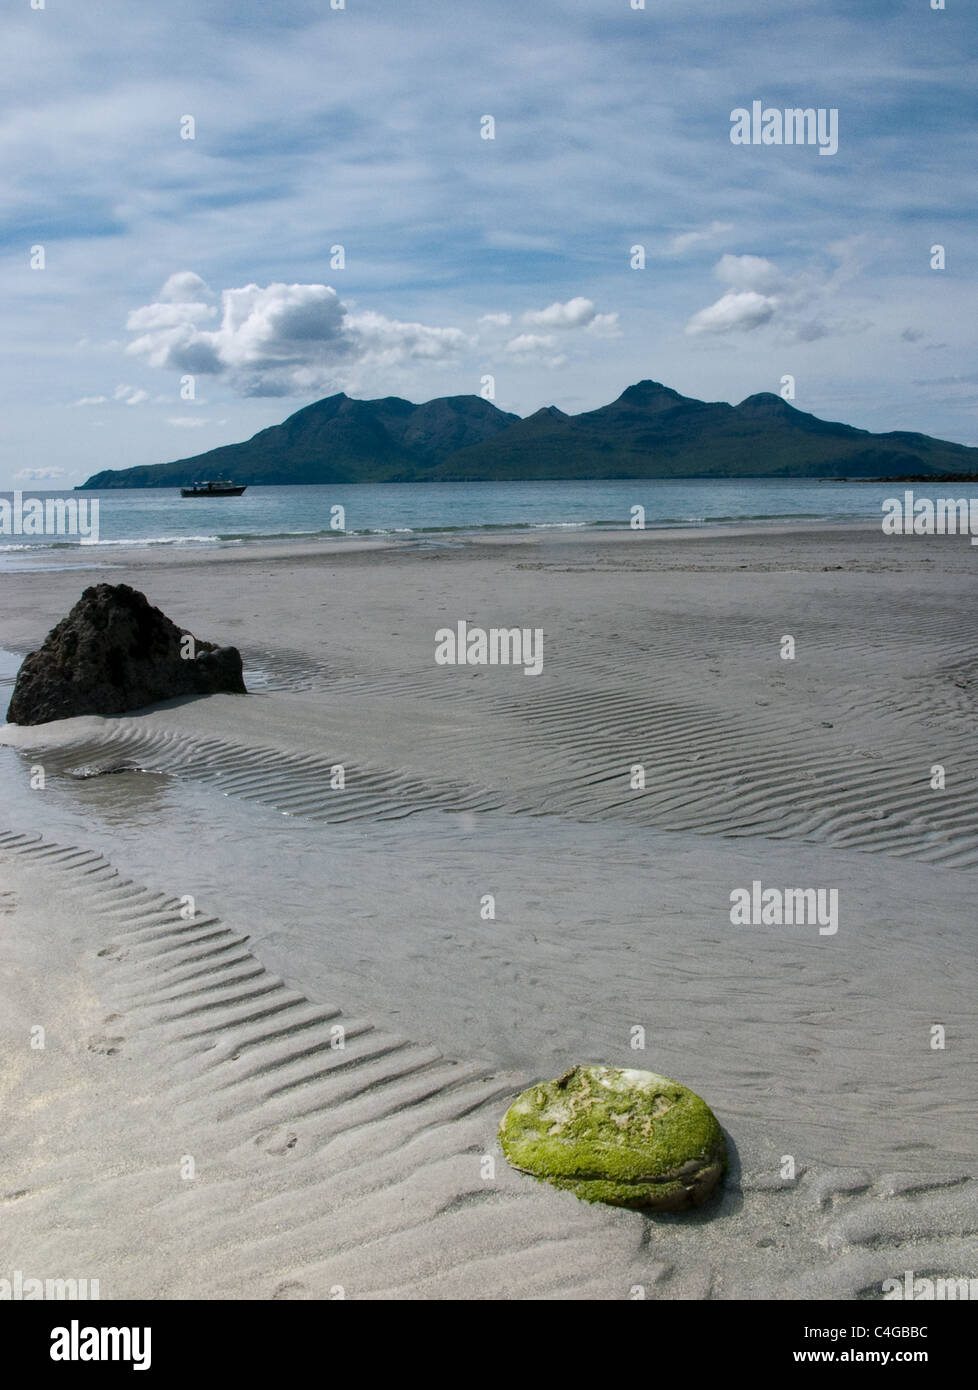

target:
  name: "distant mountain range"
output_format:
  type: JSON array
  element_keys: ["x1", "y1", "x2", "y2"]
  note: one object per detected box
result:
[{"x1": 78, "y1": 381, "x2": 978, "y2": 487}]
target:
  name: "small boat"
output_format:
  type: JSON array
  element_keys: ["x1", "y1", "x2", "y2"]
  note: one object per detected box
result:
[{"x1": 181, "y1": 480, "x2": 247, "y2": 497}]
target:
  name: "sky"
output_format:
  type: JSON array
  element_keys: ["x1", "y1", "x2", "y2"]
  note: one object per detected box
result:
[{"x1": 2, "y1": 0, "x2": 976, "y2": 488}]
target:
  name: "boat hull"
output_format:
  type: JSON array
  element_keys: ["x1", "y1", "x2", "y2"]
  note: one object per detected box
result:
[{"x1": 180, "y1": 486, "x2": 247, "y2": 497}]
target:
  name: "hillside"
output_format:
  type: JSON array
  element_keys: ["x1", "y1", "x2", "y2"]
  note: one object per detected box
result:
[
  {"x1": 79, "y1": 382, "x2": 978, "y2": 487},
  {"x1": 80, "y1": 394, "x2": 520, "y2": 488}
]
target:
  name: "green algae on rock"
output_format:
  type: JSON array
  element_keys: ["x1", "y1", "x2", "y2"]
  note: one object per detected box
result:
[{"x1": 498, "y1": 1065, "x2": 727, "y2": 1211}]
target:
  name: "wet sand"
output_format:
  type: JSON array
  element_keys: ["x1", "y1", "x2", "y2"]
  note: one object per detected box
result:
[{"x1": 1, "y1": 523, "x2": 976, "y2": 1298}]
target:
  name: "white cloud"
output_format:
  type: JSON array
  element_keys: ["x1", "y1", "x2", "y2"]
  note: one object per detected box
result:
[
  {"x1": 686, "y1": 290, "x2": 778, "y2": 335},
  {"x1": 522, "y1": 297, "x2": 597, "y2": 330},
  {"x1": 506, "y1": 333, "x2": 557, "y2": 354},
  {"x1": 350, "y1": 310, "x2": 467, "y2": 365},
  {"x1": 667, "y1": 221, "x2": 734, "y2": 255},
  {"x1": 714, "y1": 253, "x2": 784, "y2": 295},
  {"x1": 73, "y1": 388, "x2": 168, "y2": 408},
  {"x1": 685, "y1": 245, "x2": 872, "y2": 340},
  {"x1": 481, "y1": 299, "x2": 619, "y2": 344},
  {"x1": 125, "y1": 275, "x2": 466, "y2": 396},
  {"x1": 14, "y1": 466, "x2": 66, "y2": 481},
  {"x1": 501, "y1": 296, "x2": 622, "y2": 356},
  {"x1": 684, "y1": 253, "x2": 784, "y2": 334},
  {"x1": 159, "y1": 271, "x2": 213, "y2": 304},
  {"x1": 586, "y1": 312, "x2": 621, "y2": 339},
  {"x1": 503, "y1": 333, "x2": 568, "y2": 368},
  {"x1": 112, "y1": 384, "x2": 151, "y2": 405},
  {"x1": 167, "y1": 416, "x2": 212, "y2": 428}
]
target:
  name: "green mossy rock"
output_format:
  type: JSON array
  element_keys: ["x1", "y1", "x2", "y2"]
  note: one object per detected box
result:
[{"x1": 498, "y1": 1064, "x2": 727, "y2": 1211}]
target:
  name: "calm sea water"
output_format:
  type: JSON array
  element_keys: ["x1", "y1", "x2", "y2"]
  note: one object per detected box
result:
[{"x1": 0, "y1": 479, "x2": 935, "y2": 564}]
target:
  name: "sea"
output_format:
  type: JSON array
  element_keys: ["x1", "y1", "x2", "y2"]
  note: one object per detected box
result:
[{"x1": 0, "y1": 478, "x2": 937, "y2": 565}]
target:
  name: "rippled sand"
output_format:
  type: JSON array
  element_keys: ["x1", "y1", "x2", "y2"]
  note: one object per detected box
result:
[{"x1": 2, "y1": 524, "x2": 976, "y2": 1298}]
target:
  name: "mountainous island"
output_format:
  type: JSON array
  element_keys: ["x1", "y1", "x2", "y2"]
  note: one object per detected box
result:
[{"x1": 78, "y1": 381, "x2": 978, "y2": 488}]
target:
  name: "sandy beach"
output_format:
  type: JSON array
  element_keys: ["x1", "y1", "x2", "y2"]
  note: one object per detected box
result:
[{"x1": 2, "y1": 523, "x2": 976, "y2": 1299}]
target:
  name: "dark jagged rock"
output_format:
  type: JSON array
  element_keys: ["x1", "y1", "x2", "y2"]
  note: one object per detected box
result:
[{"x1": 7, "y1": 584, "x2": 246, "y2": 725}]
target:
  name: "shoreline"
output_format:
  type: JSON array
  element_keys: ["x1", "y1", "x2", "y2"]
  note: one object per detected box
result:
[{"x1": 0, "y1": 516, "x2": 893, "y2": 573}]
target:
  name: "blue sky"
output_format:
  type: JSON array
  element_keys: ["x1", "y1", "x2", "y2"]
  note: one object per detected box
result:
[{"x1": 2, "y1": 0, "x2": 976, "y2": 487}]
